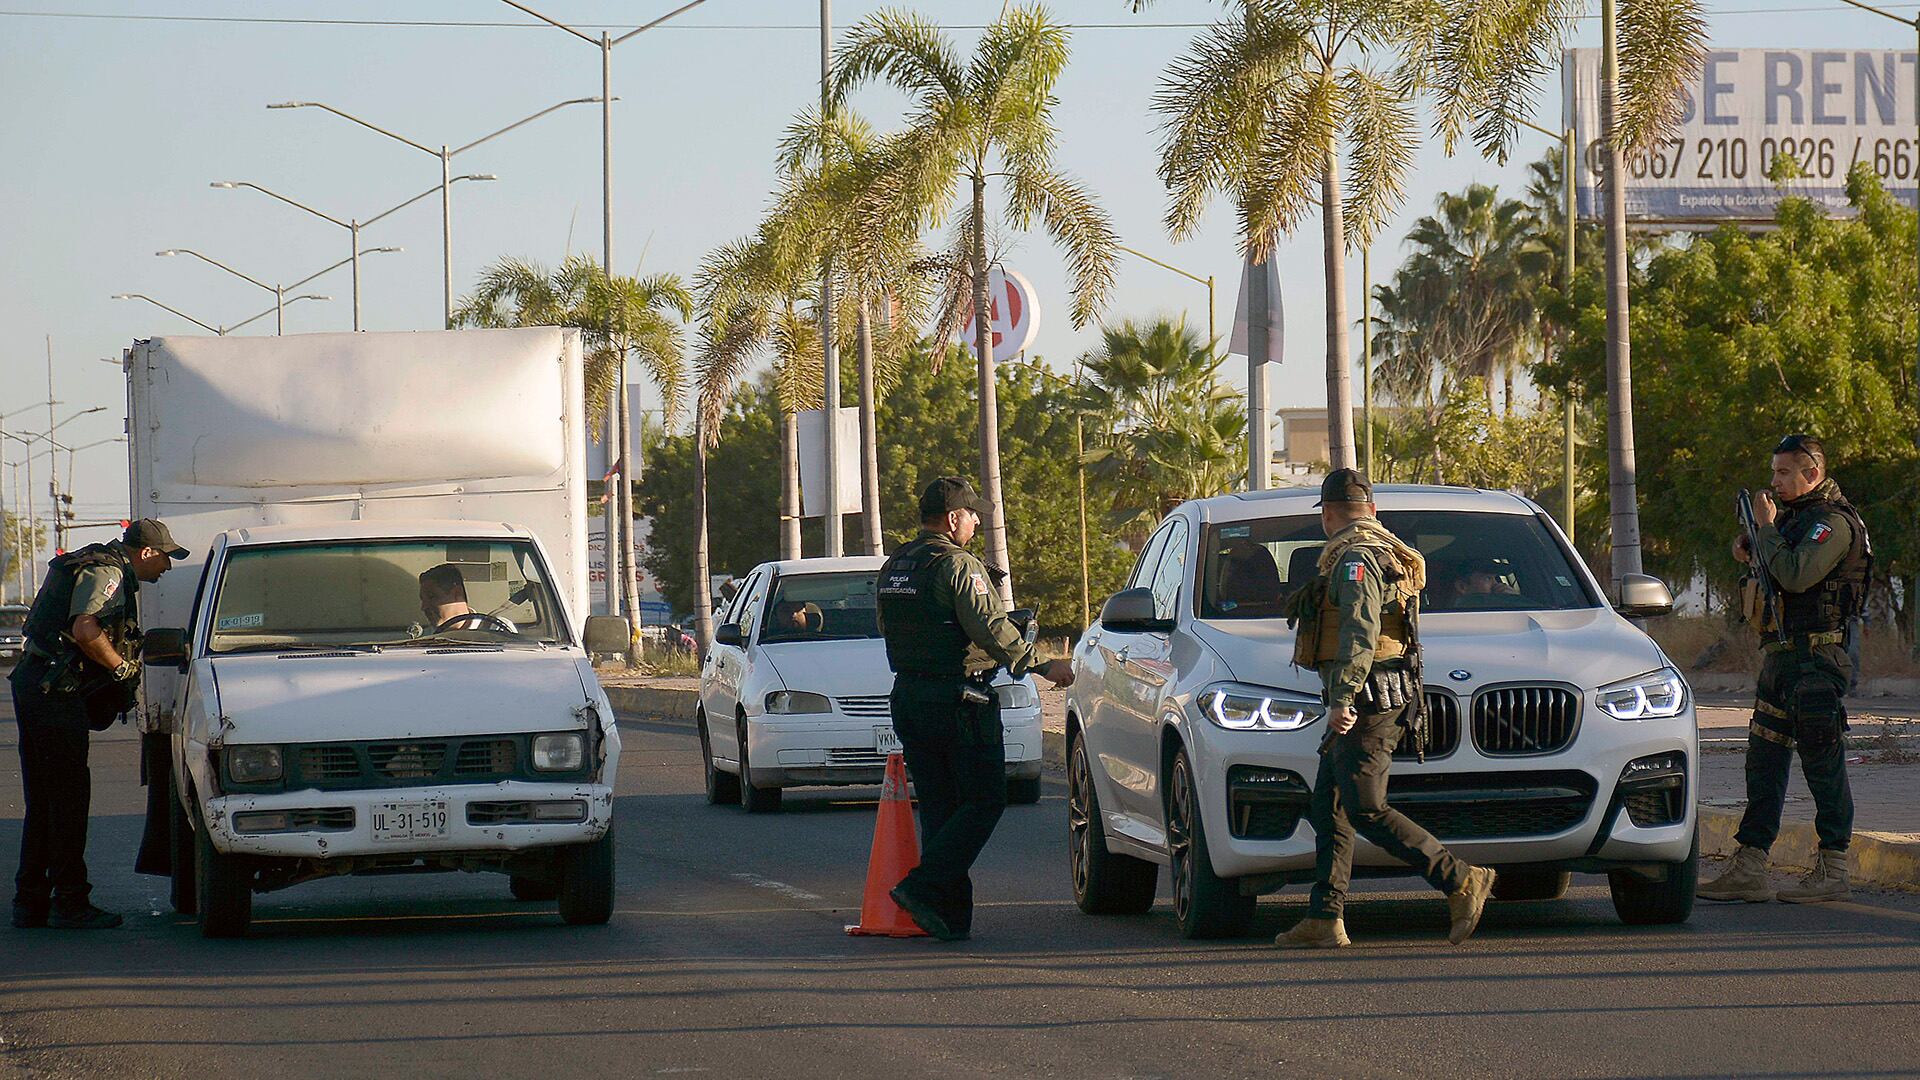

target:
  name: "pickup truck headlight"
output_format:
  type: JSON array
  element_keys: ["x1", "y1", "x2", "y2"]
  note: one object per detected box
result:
[
  {"x1": 765, "y1": 690, "x2": 832, "y2": 715},
  {"x1": 1200, "y1": 684, "x2": 1323, "y2": 731},
  {"x1": 226, "y1": 745, "x2": 283, "y2": 784},
  {"x1": 531, "y1": 732, "x2": 586, "y2": 771},
  {"x1": 1597, "y1": 667, "x2": 1689, "y2": 720},
  {"x1": 996, "y1": 678, "x2": 1040, "y2": 711}
]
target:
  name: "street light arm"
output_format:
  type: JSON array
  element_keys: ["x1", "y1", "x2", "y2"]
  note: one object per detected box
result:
[
  {"x1": 360, "y1": 175, "x2": 494, "y2": 229},
  {"x1": 283, "y1": 249, "x2": 398, "y2": 292},
  {"x1": 226, "y1": 294, "x2": 330, "y2": 335},
  {"x1": 214, "y1": 181, "x2": 352, "y2": 230},
  {"x1": 269, "y1": 101, "x2": 439, "y2": 158},
  {"x1": 112, "y1": 294, "x2": 221, "y2": 335},
  {"x1": 1835, "y1": 0, "x2": 1919, "y2": 26},
  {"x1": 1116, "y1": 244, "x2": 1211, "y2": 288},
  {"x1": 497, "y1": 0, "x2": 600, "y2": 44},
  {"x1": 1514, "y1": 116, "x2": 1571, "y2": 143},
  {"x1": 611, "y1": 0, "x2": 713, "y2": 45},
  {"x1": 157, "y1": 248, "x2": 277, "y2": 294},
  {"x1": 450, "y1": 96, "x2": 612, "y2": 156},
  {"x1": 1, "y1": 402, "x2": 54, "y2": 422}
]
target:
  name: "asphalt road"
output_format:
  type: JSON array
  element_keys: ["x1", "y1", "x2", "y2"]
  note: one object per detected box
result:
[{"x1": 5, "y1": 695, "x2": 1920, "y2": 1080}]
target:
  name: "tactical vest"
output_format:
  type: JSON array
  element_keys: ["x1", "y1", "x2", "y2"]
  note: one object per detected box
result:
[
  {"x1": 21, "y1": 543, "x2": 139, "y2": 675},
  {"x1": 1774, "y1": 493, "x2": 1871, "y2": 634},
  {"x1": 1310, "y1": 567, "x2": 1412, "y2": 665},
  {"x1": 877, "y1": 534, "x2": 973, "y2": 676}
]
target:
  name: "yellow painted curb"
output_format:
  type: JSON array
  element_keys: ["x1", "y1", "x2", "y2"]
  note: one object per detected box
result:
[{"x1": 1693, "y1": 808, "x2": 1918, "y2": 891}]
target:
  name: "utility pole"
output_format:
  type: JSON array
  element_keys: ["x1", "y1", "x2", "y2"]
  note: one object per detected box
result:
[
  {"x1": 1362, "y1": 246, "x2": 1373, "y2": 480},
  {"x1": 820, "y1": 0, "x2": 843, "y2": 556},
  {"x1": 45, "y1": 336, "x2": 58, "y2": 553}
]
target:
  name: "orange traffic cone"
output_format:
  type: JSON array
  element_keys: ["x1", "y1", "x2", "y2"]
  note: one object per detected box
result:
[{"x1": 845, "y1": 752, "x2": 929, "y2": 938}]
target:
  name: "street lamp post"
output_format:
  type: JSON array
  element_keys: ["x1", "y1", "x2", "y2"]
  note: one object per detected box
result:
[
  {"x1": 268, "y1": 96, "x2": 601, "y2": 328},
  {"x1": 114, "y1": 292, "x2": 332, "y2": 336},
  {"x1": 2, "y1": 407, "x2": 103, "y2": 561},
  {"x1": 1517, "y1": 116, "x2": 1581, "y2": 544},
  {"x1": 157, "y1": 247, "x2": 400, "y2": 335},
  {"x1": 1117, "y1": 244, "x2": 1217, "y2": 351},
  {"x1": 1, "y1": 401, "x2": 59, "y2": 592}
]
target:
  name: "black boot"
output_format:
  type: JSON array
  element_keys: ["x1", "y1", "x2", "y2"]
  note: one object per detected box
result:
[{"x1": 48, "y1": 902, "x2": 123, "y2": 930}]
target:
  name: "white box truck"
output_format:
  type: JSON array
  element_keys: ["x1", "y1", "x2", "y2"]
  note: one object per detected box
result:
[{"x1": 125, "y1": 327, "x2": 628, "y2": 937}]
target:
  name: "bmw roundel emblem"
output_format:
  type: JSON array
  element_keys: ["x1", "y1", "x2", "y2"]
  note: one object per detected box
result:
[{"x1": 1449, "y1": 669, "x2": 1472, "y2": 682}]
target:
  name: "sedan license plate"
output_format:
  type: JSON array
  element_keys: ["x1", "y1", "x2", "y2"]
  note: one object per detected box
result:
[
  {"x1": 874, "y1": 727, "x2": 902, "y2": 755},
  {"x1": 370, "y1": 800, "x2": 450, "y2": 843}
]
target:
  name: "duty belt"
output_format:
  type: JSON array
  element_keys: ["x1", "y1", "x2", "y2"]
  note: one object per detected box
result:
[{"x1": 1762, "y1": 629, "x2": 1846, "y2": 654}]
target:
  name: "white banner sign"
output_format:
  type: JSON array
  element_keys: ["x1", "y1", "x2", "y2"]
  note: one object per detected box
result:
[
  {"x1": 797, "y1": 406, "x2": 862, "y2": 518},
  {"x1": 1566, "y1": 47, "x2": 1920, "y2": 221},
  {"x1": 1228, "y1": 257, "x2": 1284, "y2": 360}
]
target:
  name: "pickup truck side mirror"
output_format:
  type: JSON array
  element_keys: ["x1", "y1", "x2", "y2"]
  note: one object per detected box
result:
[
  {"x1": 143, "y1": 626, "x2": 189, "y2": 669},
  {"x1": 1614, "y1": 573, "x2": 1675, "y2": 618},
  {"x1": 1100, "y1": 587, "x2": 1173, "y2": 633},
  {"x1": 713, "y1": 623, "x2": 745, "y2": 648},
  {"x1": 583, "y1": 615, "x2": 631, "y2": 655}
]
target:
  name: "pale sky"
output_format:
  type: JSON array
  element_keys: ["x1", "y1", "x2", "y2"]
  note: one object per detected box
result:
[{"x1": 2, "y1": 0, "x2": 1915, "y2": 539}]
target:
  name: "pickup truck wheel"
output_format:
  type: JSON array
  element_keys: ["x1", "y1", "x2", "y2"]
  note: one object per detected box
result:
[
  {"x1": 168, "y1": 773, "x2": 197, "y2": 916},
  {"x1": 1006, "y1": 776, "x2": 1042, "y2": 805},
  {"x1": 194, "y1": 813, "x2": 252, "y2": 938},
  {"x1": 557, "y1": 826, "x2": 616, "y2": 925},
  {"x1": 510, "y1": 875, "x2": 559, "y2": 902},
  {"x1": 737, "y1": 716, "x2": 782, "y2": 813},
  {"x1": 1068, "y1": 732, "x2": 1157, "y2": 915},
  {"x1": 700, "y1": 711, "x2": 740, "y2": 805},
  {"x1": 1167, "y1": 749, "x2": 1254, "y2": 939},
  {"x1": 1610, "y1": 828, "x2": 1699, "y2": 926},
  {"x1": 1491, "y1": 868, "x2": 1571, "y2": 902}
]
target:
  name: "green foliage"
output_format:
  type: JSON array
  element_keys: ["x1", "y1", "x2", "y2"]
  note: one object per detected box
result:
[{"x1": 1370, "y1": 380, "x2": 1568, "y2": 504}]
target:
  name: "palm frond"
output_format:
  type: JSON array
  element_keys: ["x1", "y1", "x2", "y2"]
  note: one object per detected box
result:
[
  {"x1": 1615, "y1": 0, "x2": 1709, "y2": 152},
  {"x1": 1007, "y1": 166, "x2": 1118, "y2": 329},
  {"x1": 829, "y1": 8, "x2": 966, "y2": 108},
  {"x1": 1340, "y1": 65, "x2": 1419, "y2": 247}
]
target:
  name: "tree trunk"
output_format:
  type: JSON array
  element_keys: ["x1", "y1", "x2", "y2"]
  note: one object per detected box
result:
[
  {"x1": 971, "y1": 173, "x2": 1014, "y2": 607},
  {"x1": 692, "y1": 420, "x2": 714, "y2": 654},
  {"x1": 857, "y1": 302, "x2": 883, "y2": 555},
  {"x1": 1321, "y1": 142, "x2": 1356, "y2": 472},
  {"x1": 780, "y1": 409, "x2": 801, "y2": 559},
  {"x1": 1600, "y1": 0, "x2": 1644, "y2": 584},
  {"x1": 615, "y1": 351, "x2": 643, "y2": 666},
  {"x1": 1504, "y1": 365, "x2": 1515, "y2": 416}
]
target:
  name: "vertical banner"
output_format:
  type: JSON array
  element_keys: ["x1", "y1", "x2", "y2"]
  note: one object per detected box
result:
[
  {"x1": 1227, "y1": 258, "x2": 1284, "y2": 360},
  {"x1": 798, "y1": 406, "x2": 862, "y2": 518},
  {"x1": 1566, "y1": 47, "x2": 1920, "y2": 222}
]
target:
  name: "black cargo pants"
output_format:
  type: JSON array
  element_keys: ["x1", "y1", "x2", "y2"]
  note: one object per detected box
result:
[
  {"x1": 10, "y1": 667, "x2": 100, "y2": 913},
  {"x1": 890, "y1": 675, "x2": 1006, "y2": 934},
  {"x1": 1307, "y1": 695, "x2": 1469, "y2": 920},
  {"x1": 1736, "y1": 640, "x2": 1854, "y2": 852}
]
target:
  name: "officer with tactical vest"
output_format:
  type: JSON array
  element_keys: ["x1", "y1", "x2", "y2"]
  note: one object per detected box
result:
[
  {"x1": 875, "y1": 477, "x2": 1073, "y2": 941},
  {"x1": 1700, "y1": 435, "x2": 1868, "y2": 904},
  {"x1": 10, "y1": 519, "x2": 185, "y2": 930},
  {"x1": 1277, "y1": 470, "x2": 1497, "y2": 949}
]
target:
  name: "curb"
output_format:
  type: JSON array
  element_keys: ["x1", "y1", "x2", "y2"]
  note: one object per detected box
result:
[
  {"x1": 604, "y1": 684, "x2": 699, "y2": 724},
  {"x1": 1699, "y1": 807, "x2": 1920, "y2": 891}
]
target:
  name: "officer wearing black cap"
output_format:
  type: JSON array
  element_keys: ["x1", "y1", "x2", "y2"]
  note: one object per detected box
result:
[
  {"x1": 1277, "y1": 469, "x2": 1496, "y2": 949},
  {"x1": 875, "y1": 477, "x2": 1073, "y2": 940},
  {"x1": 10, "y1": 518, "x2": 185, "y2": 930}
]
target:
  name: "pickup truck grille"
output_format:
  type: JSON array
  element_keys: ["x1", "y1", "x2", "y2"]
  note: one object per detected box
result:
[{"x1": 242, "y1": 733, "x2": 589, "y2": 793}]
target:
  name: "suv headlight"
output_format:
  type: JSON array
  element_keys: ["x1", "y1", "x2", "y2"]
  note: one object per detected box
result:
[
  {"x1": 996, "y1": 678, "x2": 1040, "y2": 710},
  {"x1": 1597, "y1": 667, "x2": 1689, "y2": 720},
  {"x1": 226, "y1": 745, "x2": 283, "y2": 784},
  {"x1": 531, "y1": 732, "x2": 586, "y2": 771},
  {"x1": 1199, "y1": 684, "x2": 1323, "y2": 731},
  {"x1": 765, "y1": 690, "x2": 832, "y2": 715}
]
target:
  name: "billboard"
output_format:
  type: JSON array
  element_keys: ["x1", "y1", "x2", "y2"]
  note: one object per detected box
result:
[{"x1": 1566, "y1": 48, "x2": 1920, "y2": 221}]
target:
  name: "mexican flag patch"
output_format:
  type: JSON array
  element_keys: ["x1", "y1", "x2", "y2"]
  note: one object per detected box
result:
[
  {"x1": 1809, "y1": 523, "x2": 1833, "y2": 543},
  {"x1": 1345, "y1": 562, "x2": 1367, "y2": 582}
]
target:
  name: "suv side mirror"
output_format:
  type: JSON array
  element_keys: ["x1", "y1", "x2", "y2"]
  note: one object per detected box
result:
[
  {"x1": 1101, "y1": 587, "x2": 1172, "y2": 633},
  {"x1": 1614, "y1": 573, "x2": 1675, "y2": 618},
  {"x1": 1009, "y1": 608, "x2": 1038, "y2": 645},
  {"x1": 143, "y1": 627, "x2": 188, "y2": 669},
  {"x1": 714, "y1": 623, "x2": 745, "y2": 648},
  {"x1": 583, "y1": 615, "x2": 631, "y2": 654}
]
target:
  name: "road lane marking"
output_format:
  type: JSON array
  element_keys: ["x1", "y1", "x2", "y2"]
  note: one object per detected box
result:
[{"x1": 729, "y1": 873, "x2": 824, "y2": 902}]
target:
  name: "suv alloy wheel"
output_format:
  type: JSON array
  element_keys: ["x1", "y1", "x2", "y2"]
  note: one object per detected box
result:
[
  {"x1": 1167, "y1": 749, "x2": 1255, "y2": 938},
  {"x1": 1068, "y1": 730, "x2": 1157, "y2": 915}
]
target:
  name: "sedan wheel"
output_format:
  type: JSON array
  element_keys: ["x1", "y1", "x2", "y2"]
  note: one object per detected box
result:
[
  {"x1": 699, "y1": 711, "x2": 740, "y2": 805},
  {"x1": 1167, "y1": 749, "x2": 1254, "y2": 939}
]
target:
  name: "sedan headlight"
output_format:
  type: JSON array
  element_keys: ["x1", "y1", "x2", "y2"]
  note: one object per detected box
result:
[
  {"x1": 1199, "y1": 684, "x2": 1323, "y2": 731},
  {"x1": 765, "y1": 690, "x2": 833, "y2": 715},
  {"x1": 996, "y1": 678, "x2": 1040, "y2": 711},
  {"x1": 1597, "y1": 667, "x2": 1689, "y2": 720},
  {"x1": 531, "y1": 732, "x2": 586, "y2": 771},
  {"x1": 226, "y1": 745, "x2": 283, "y2": 784}
]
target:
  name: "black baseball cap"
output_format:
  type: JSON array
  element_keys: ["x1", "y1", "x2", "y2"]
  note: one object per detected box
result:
[
  {"x1": 125, "y1": 518, "x2": 188, "y2": 559},
  {"x1": 1314, "y1": 468, "x2": 1374, "y2": 507},
  {"x1": 919, "y1": 476, "x2": 993, "y2": 520}
]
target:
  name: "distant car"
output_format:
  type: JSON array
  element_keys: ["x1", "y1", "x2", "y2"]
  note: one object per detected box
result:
[
  {"x1": 0, "y1": 604, "x2": 26, "y2": 664},
  {"x1": 697, "y1": 556, "x2": 1045, "y2": 812}
]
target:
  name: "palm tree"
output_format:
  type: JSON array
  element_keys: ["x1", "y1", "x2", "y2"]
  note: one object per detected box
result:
[
  {"x1": 1401, "y1": 184, "x2": 1543, "y2": 412},
  {"x1": 831, "y1": 5, "x2": 1118, "y2": 604},
  {"x1": 455, "y1": 255, "x2": 691, "y2": 662}
]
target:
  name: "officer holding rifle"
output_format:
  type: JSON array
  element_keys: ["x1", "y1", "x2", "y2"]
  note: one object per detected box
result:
[{"x1": 1700, "y1": 435, "x2": 1867, "y2": 904}]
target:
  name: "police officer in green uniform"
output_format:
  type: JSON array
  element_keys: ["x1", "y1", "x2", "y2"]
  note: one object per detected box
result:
[
  {"x1": 10, "y1": 519, "x2": 185, "y2": 930},
  {"x1": 1277, "y1": 470, "x2": 1496, "y2": 949},
  {"x1": 1700, "y1": 435, "x2": 1867, "y2": 904},
  {"x1": 876, "y1": 477, "x2": 1073, "y2": 941}
]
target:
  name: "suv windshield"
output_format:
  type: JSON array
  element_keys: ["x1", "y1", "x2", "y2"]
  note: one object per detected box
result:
[
  {"x1": 1201, "y1": 510, "x2": 1597, "y2": 619},
  {"x1": 208, "y1": 539, "x2": 565, "y2": 652},
  {"x1": 758, "y1": 572, "x2": 881, "y2": 644}
]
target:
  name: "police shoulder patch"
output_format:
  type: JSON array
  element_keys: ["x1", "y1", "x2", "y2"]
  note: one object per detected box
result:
[
  {"x1": 99, "y1": 572, "x2": 120, "y2": 600},
  {"x1": 1345, "y1": 560, "x2": 1367, "y2": 583},
  {"x1": 1809, "y1": 522, "x2": 1833, "y2": 543},
  {"x1": 970, "y1": 572, "x2": 989, "y2": 595}
]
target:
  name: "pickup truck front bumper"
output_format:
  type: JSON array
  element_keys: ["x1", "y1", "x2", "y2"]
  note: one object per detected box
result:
[{"x1": 202, "y1": 781, "x2": 615, "y2": 859}]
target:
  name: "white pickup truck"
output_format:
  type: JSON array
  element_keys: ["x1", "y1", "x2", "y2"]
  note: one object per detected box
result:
[{"x1": 125, "y1": 328, "x2": 628, "y2": 936}]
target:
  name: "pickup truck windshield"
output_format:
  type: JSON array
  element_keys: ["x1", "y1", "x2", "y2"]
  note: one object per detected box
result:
[
  {"x1": 0, "y1": 608, "x2": 24, "y2": 630},
  {"x1": 207, "y1": 539, "x2": 565, "y2": 652},
  {"x1": 757, "y1": 572, "x2": 882, "y2": 644},
  {"x1": 1201, "y1": 510, "x2": 1599, "y2": 620}
]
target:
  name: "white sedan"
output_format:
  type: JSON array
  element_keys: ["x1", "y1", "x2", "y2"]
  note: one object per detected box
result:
[{"x1": 697, "y1": 556, "x2": 1045, "y2": 812}]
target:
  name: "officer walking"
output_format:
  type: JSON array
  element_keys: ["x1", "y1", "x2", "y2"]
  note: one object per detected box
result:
[
  {"x1": 10, "y1": 519, "x2": 185, "y2": 930},
  {"x1": 876, "y1": 477, "x2": 1073, "y2": 941},
  {"x1": 1277, "y1": 470, "x2": 1496, "y2": 949},
  {"x1": 1700, "y1": 435, "x2": 1867, "y2": 904}
]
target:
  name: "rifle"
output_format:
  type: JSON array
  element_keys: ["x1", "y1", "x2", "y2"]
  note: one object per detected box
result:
[{"x1": 1736, "y1": 488, "x2": 1788, "y2": 645}]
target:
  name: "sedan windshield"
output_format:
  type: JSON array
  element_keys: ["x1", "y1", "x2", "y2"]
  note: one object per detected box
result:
[
  {"x1": 1201, "y1": 510, "x2": 1598, "y2": 620},
  {"x1": 758, "y1": 572, "x2": 881, "y2": 644},
  {"x1": 208, "y1": 539, "x2": 565, "y2": 652}
]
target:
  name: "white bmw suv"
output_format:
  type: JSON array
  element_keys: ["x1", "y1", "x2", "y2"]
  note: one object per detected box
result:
[{"x1": 1066, "y1": 485, "x2": 1697, "y2": 938}]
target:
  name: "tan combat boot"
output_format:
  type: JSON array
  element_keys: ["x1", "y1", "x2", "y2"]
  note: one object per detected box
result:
[
  {"x1": 1777, "y1": 848, "x2": 1851, "y2": 903},
  {"x1": 1275, "y1": 917, "x2": 1350, "y2": 949},
  {"x1": 1447, "y1": 867, "x2": 1498, "y2": 945},
  {"x1": 1697, "y1": 845, "x2": 1776, "y2": 902}
]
